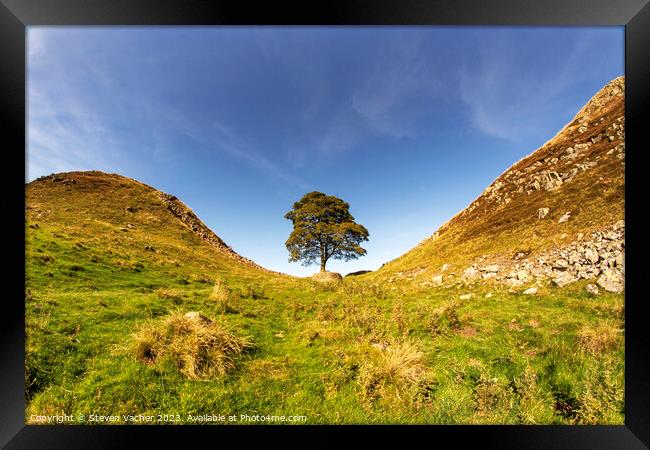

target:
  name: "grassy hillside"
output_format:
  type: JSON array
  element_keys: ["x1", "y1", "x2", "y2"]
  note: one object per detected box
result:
[
  {"x1": 24, "y1": 80, "x2": 625, "y2": 425},
  {"x1": 374, "y1": 77, "x2": 625, "y2": 283}
]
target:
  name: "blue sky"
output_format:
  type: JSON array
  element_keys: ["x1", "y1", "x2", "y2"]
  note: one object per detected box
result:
[{"x1": 27, "y1": 27, "x2": 624, "y2": 276}]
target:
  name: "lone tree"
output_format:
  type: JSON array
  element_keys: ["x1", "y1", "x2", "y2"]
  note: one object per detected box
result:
[{"x1": 284, "y1": 192, "x2": 369, "y2": 272}]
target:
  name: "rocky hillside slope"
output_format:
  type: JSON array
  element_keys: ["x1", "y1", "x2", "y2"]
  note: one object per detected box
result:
[
  {"x1": 26, "y1": 171, "x2": 276, "y2": 280},
  {"x1": 376, "y1": 77, "x2": 625, "y2": 293}
]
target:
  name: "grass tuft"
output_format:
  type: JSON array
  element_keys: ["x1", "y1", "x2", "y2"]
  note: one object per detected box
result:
[
  {"x1": 577, "y1": 322, "x2": 622, "y2": 355},
  {"x1": 209, "y1": 278, "x2": 239, "y2": 313},
  {"x1": 132, "y1": 311, "x2": 252, "y2": 379},
  {"x1": 359, "y1": 340, "x2": 427, "y2": 404}
]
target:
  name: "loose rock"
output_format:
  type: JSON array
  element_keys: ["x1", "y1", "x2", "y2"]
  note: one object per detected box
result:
[
  {"x1": 553, "y1": 273, "x2": 577, "y2": 287},
  {"x1": 184, "y1": 311, "x2": 211, "y2": 324},
  {"x1": 462, "y1": 267, "x2": 481, "y2": 280},
  {"x1": 597, "y1": 268, "x2": 624, "y2": 293},
  {"x1": 537, "y1": 207, "x2": 550, "y2": 219}
]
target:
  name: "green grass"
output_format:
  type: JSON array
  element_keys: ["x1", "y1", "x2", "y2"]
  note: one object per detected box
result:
[
  {"x1": 24, "y1": 172, "x2": 624, "y2": 425},
  {"x1": 25, "y1": 229, "x2": 624, "y2": 424}
]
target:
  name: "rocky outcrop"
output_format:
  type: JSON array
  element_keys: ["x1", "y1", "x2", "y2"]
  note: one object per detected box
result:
[
  {"x1": 386, "y1": 78, "x2": 625, "y2": 295},
  {"x1": 156, "y1": 191, "x2": 266, "y2": 270},
  {"x1": 452, "y1": 220, "x2": 625, "y2": 292},
  {"x1": 407, "y1": 218, "x2": 624, "y2": 294},
  {"x1": 434, "y1": 77, "x2": 625, "y2": 232}
]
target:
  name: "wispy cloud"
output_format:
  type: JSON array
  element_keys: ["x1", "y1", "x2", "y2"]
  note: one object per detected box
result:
[
  {"x1": 319, "y1": 109, "x2": 369, "y2": 155},
  {"x1": 152, "y1": 104, "x2": 309, "y2": 187},
  {"x1": 318, "y1": 33, "x2": 446, "y2": 156},
  {"x1": 27, "y1": 28, "x2": 308, "y2": 187},
  {"x1": 27, "y1": 84, "x2": 130, "y2": 181},
  {"x1": 27, "y1": 29, "x2": 140, "y2": 181},
  {"x1": 351, "y1": 34, "x2": 440, "y2": 139},
  {"x1": 458, "y1": 29, "x2": 621, "y2": 143}
]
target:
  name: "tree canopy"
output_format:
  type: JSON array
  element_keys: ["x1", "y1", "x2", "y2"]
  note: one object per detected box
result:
[{"x1": 284, "y1": 192, "x2": 369, "y2": 272}]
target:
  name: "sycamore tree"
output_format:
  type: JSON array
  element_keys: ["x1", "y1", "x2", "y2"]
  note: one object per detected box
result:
[{"x1": 284, "y1": 192, "x2": 369, "y2": 272}]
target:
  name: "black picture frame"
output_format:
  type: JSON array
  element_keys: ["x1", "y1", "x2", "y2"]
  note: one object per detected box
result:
[{"x1": 2, "y1": 0, "x2": 648, "y2": 448}]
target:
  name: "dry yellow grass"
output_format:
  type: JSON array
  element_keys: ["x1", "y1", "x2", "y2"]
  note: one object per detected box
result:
[
  {"x1": 359, "y1": 340, "x2": 426, "y2": 403},
  {"x1": 209, "y1": 278, "x2": 230, "y2": 302},
  {"x1": 209, "y1": 278, "x2": 235, "y2": 313},
  {"x1": 577, "y1": 322, "x2": 622, "y2": 355},
  {"x1": 133, "y1": 311, "x2": 252, "y2": 379},
  {"x1": 381, "y1": 341, "x2": 425, "y2": 385}
]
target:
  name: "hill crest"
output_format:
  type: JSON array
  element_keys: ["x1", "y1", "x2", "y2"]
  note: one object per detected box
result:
[
  {"x1": 377, "y1": 76, "x2": 625, "y2": 292},
  {"x1": 27, "y1": 170, "x2": 273, "y2": 274}
]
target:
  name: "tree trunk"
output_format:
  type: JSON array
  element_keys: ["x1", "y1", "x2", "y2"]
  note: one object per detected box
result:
[{"x1": 320, "y1": 247, "x2": 328, "y2": 272}]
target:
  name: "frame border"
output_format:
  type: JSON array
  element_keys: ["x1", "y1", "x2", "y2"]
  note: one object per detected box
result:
[{"x1": 2, "y1": 0, "x2": 648, "y2": 448}]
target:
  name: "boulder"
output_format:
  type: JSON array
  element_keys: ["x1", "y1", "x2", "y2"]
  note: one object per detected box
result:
[
  {"x1": 506, "y1": 278, "x2": 524, "y2": 287},
  {"x1": 532, "y1": 170, "x2": 563, "y2": 191},
  {"x1": 537, "y1": 207, "x2": 550, "y2": 219},
  {"x1": 459, "y1": 293, "x2": 474, "y2": 300},
  {"x1": 553, "y1": 259, "x2": 569, "y2": 270},
  {"x1": 531, "y1": 266, "x2": 550, "y2": 278},
  {"x1": 312, "y1": 271, "x2": 343, "y2": 283},
  {"x1": 585, "y1": 284, "x2": 600, "y2": 295},
  {"x1": 431, "y1": 275, "x2": 443, "y2": 285},
  {"x1": 462, "y1": 267, "x2": 481, "y2": 280},
  {"x1": 553, "y1": 273, "x2": 577, "y2": 287},
  {"x1": 615, "y1": 253, "x2": 624, "y2": 268},
  {"x1": 523, "y1": 287, "x2": 538, "y2": 295},
  {"x1": 558, "y1": 212, "x2": 571, "y2": 223},
  {"x1": 584, "y1": 248, "x2": 599, "y2": 264},
  {"x1": 597, "y1": 269, "x2": 624, "y2": 293}
]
